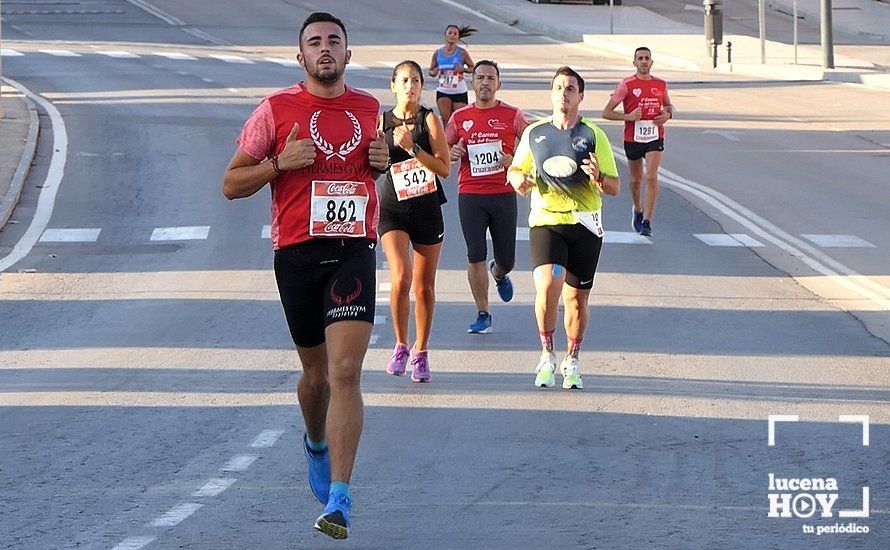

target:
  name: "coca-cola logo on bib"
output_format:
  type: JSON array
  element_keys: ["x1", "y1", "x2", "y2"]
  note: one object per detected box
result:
[
  {"x1": 310, "y1": 110, "x2": 362, "y2": 161},
  {"x1": 327, "y1": 182, "x2": 359, "y2": 195},
  {"x1": 324, "y1": 221, "x2": 357, "y2": 235}
]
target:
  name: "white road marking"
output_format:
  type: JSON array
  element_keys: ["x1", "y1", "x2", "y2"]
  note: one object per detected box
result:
[
  {"x1": 201, "y1": 77, "x2": 214, "y2": 83},
  {"x1": 249, "y1": 429, "x2": 285, "y2": 448},
  {"x1": 221, "y1": 454, "x2": 257, "y2": 472},
  {"x1": 39, "y1": 228, "x2": 101, "y2": 243},
  {"x1": 193, "y1": 477, "x2": 237, "y2": 497},
  {"x1": 374, "y1": 315, "x2": 386, "y2": 325},
  {"x1": 150, "y1": 502, "x2": 203, "y2": 527},
  {"x1": 436, "y1": 0, "x2": 501, "y2": 24},
  {"x1": 153, "y1": 51, "x2": 198, "y2": 60},
  {"x1": 265, "y1": 57, "x2": 299, "y2": 67},
  {"x1": 261, "y1": 225, "x2": 271, "y2": 239},
  {"x1": 97, "y1": 50, "x2": 140, "y2": 59},
  {"x1": 604, "y1": 231, "x2": 652, "y2": 244},
  {"x1": 345, "y1": 62, "x2": 367, "y2": 70},
  {"x1": 694, "y1": 233, "x2": 764, "y2": 247},
  {"x1": 0, "y1": 49, "x2": 24, "y2": 56},
  {"x1": 150, "y1": 226, "x2": 210, "y2": 241},
  {"x1": 125, "y1": 0, "x2": 185, "y2": 25},
  {"x1": 801, "y1": 234, "x2": 876, "y2": 248},
  {"x1": 377, "y1": 61, "x2": 398, "y2": 68},
  {"x1": 370, "y1": 334, "x2": 379, "y2": 345},
  {"x1": 516, "y1": 227, "x2": 529, "y2": 241},
  {"x1": 227, "y1": 87, "x2": 239, "y2": 93},
  {"x1": 39, "y1": 49, "x2": 81, "y2": 57},
  {"x1": 610, "y1": 146, "x2": 890, "y2": 308},
  {"x1": 210, "y1": 54, "x2": 254, "y2": 64},
  {"x1": 379, "y1": 282, "x2": 392, "y2": 291},
  {"x1": 111, "y1": 536, "x2": 156, "y2": 550},
  {"x1": 0, "y1": 78, "x2": 69, "y2": 273}
]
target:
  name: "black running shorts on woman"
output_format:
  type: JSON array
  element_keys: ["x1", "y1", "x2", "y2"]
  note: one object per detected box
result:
[
  {"x1": 274, "y1": 238, "x2": 376, "y2": 347},
  {"x1": 530, "y1": 224, "x2": 603, "y2": 290}
]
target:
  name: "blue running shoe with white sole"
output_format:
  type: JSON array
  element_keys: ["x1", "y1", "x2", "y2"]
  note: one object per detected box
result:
[
  {"x1": 468, "y1": 311, "x2": 492, "y2": 334},
  {"x1": 489, "y1": 259, "x2": 514, "y2": 302},
  {"x1": 315, "y1": 491, "x2": 351, "y2": 540},
  {"x1": 303, "y1": 434, "x2": 330, "y2": 504},
  {"x1": 632, "y1": 209, "x2": 644, "y2": 233},
  {"x1": 640, "y1": 219, "x2": 652, "y2": 237}
]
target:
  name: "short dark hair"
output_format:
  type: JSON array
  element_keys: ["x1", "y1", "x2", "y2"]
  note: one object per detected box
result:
[
  {"x1": 391, "y1": 60, "x2": 425, "y2": 86},
  {"x1": 634, "y1": 46, "x2": 651, "y2": 57},
  {"x1": 473, "y1": 59, "x2": 500, "y2": 78},
  {"x1": 551, "y1": 66, "x2": 584, "y2": 94},
  {"x1": 299, "y1": 12, "x2": 347, "y2": 46}
]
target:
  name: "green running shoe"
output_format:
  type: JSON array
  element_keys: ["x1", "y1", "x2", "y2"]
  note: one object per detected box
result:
[
  {"x1": 534, "y1": 352, "x2": 557, "y2": 387},
  {"x1": 560, "y1": 355, "x2": 583, "y2": 389}
]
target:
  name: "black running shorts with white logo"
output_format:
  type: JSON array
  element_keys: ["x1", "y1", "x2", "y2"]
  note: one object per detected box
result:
[
  {"x1": 274, "y1": 238, "x2": 376, "y2": 348},
  {"x1": 529, "y1": 224, "x2": 603, "y2": 290}
]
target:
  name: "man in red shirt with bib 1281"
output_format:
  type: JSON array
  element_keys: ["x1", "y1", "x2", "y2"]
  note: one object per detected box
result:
[{"x1": 603, "y1": 46, "x2": 673, "y2": 237}]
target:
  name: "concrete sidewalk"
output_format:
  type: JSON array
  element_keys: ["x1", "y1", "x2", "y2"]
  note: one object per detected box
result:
[
  {"x1": 0, "y1": 82, "x2": 39, "y2": 229},
  {"x1": 452, "y1": 0, "x2": 890, "y2": 88}
]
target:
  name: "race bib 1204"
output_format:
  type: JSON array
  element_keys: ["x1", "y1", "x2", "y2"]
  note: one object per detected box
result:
[{"x1": 467, "y1": 140, "x2": 504, "y2": 177}]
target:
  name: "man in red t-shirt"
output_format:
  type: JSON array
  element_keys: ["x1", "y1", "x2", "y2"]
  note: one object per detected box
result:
[
  {"x1": 222, "y1": 12, "x2": 388, "y2": 540},
  {"x1": 603, "y1": 46, "x2": 673, "y2": 237},
  {"x1": 445, "y1": 60, "x2": 528, "y2": 334}
]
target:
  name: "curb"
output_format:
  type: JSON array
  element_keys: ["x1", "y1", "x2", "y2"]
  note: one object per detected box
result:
[{"x1": 0, "y1": 77, "x2": 40, "y2": 229}]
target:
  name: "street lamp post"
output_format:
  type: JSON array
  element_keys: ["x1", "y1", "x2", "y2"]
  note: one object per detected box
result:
[
  {"x1": 821, "y1": 0, "x2": 835, "y2": 68},
  {"x1": 759, "y1": 0, "x2": 767, "y2": 64}
]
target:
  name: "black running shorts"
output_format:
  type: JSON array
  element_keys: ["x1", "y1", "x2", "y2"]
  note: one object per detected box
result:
[
  {"x1": 274, "y1": 238, "x2": 376, "y2": 348},
  {"x1": 436, "y1": 90, "x2": 469, "y2": 105},
  {"x1": 379, "y1": 205, "x2": 445, "y2": 246},
  {"x1": 529, "y1": 224, "x2": 603, "y2": 290},
  {"x1": 458, "y1": 192, "x2": 517, "y2": 270},
  {"x1": 624, "y1": 139, "x2": 664, "y2": 161}
]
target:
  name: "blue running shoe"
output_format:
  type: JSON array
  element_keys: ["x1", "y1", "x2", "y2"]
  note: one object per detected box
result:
[
  {"x1": 632, "y1": 209, "x2": 644, "y2": 233},
  {"x1": 489, "y1": 259, "x2": 514, "y2": 302},
  {"x1": 640, "y1": 219, "x2": 652, "y2": 237},
  {"x1": 303, "y1": 434, "x2": 330, "y2": 504},
  {"x1": 467, "y1": 311, "x2": 492, "y2": 334},
  {"x1": 315, "y1": 491, "x2": 351, "y2": 540}
]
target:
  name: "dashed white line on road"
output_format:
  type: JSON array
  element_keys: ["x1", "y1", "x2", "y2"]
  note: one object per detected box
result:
[
  {"x1": 265, "y1": 57, "x2": 299, "y2": 67},
  {"x1": 150, "y1": 226, "x2": 211, "y2": 241},
  {"x1": 210, "y1": 54, "x2": 254, "y2": 64},
  {"x1": 801, "y1": 234, "x2": 876, "y2": 248},
  {"x1": 250, "y1": 429, "x2": 285, "y2": 448},
  {"x1": 0, "y1": 49, "x2": 24, "y2": 56},
  {"x1": 111, "y1": 536, "x2": 156, "y2": 550},
  {"x1": 604, "y1": 231, "x2": 652, "y2": 244},
  {"x1": 370, "y1": 334, "x2": 379, "y2": 345},
  {"x1": 436, "y1": 0, "x2": 501, "y2": 24},
  {"x1": 346, "y1": 62, "x2": 367, "y2": 70},
  {"x1": 193, "y1": 477, "x2": 237, "y2": 498},
  {"x1": 261, "y1": 225, "x2": 271, "y2": 239},
  {"x1": 97, "y1": 50, "x2": 140, "y2": 59},
  {"x1": 153, "y1": 51, "x2": 198, "y2": 60},
  {"x1": 221, "y1": 454, "x2": 258, "y2": 472},
  {"x1": 39, "y1": 228, "x2": 101, "y2": 243},
  {"x1": 379, "y1": 282, "x2": 392, "y2": 291},
  {"x1": 377, "y1": 61, "x2": 398, "y2": 68},
  {"x1": 374, "y1": 315, "x2": 386, "y2": 325},
  {"x1": 201, "y1": 77, "x2": 214, "y2": 83},
  {"x1": 150, "y1": 502, "x2": 203, "y2": 527},
  {"x1": 39, "y1": 49, "x2": 81, "y2": 57},
  {"x1": 694, "y1": 233, "x2": 764, "y2": 247}
]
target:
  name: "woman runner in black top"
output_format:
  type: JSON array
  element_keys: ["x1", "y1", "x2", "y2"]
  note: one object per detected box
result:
[{"x1": 379, "y1": 60, "x2": 451, "y2": 383}]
